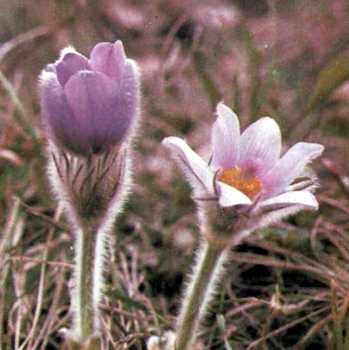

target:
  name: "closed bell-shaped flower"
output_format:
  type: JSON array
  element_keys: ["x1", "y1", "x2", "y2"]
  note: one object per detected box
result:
[{"x1": 40, "y1": 41, "x2": 140, "y2": 156}]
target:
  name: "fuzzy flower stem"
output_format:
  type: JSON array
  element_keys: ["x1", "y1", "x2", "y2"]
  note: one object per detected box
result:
[
  {"x1": 175, "y1": 239, "x2": 229, "y2": 350},
  {"x1": 74, "y1": 225, "x2": 99, "y2": 342}
]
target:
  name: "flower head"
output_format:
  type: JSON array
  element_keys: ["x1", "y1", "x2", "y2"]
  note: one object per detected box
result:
[
  {"x1": 39, "y1": 41, "x2": 140, "y2": 156},
  {"x1": 163, "y1": 102, "x2": 324, "y2": 223}
]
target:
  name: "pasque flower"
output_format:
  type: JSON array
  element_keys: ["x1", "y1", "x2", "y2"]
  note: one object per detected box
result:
[
  {"x1": 40, "y1": 40, "x2": 139, "y2": 155},
  {"x1": 162, "y1": 102, "x2": 324, "y2": 350},
  {"x1": 40, "y1": 40, "x2": 141, "y2": 221},
  {"x1": 39, "y1": 41, "x2": 141, "y2": 348},
  {"x1": 163, "y1": 102, "x2": 323, "y2": 223}
]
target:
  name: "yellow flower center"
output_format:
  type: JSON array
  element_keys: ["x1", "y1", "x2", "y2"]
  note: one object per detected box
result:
[{"x1": 218, "y1": 166, "x2": 262, "y2": 199}]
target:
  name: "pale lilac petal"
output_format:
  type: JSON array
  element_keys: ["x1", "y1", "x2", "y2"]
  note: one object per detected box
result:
[
  {"x1": 64, "y1": 70, "x2": 124, "y2": 153},
  {"x1": 89, "y1": 41, "x2": 126, "y2": 79},
  {"x1": 211, "y1": 102, "x2": 240, "y2": 169},
  {"x1": 55, "y1": 51, "x2": 90, "y2": 86},
  {"x1": 263, "y1": 142, "x2": 324, "y2": 196},
  {"x1": 239, "y1": 117, "x2": 281, "y2": 177},
  {"x1": 40, "y1": 41, "x2": 140, "y2": 156},
  {"x1": 248, "y1": 205, "x2": 312, "y2": 233},
  {"x1": 285, "y1": 167, "x2": 318, "y2": 192},
  {"x1": 115, "y1": 60, "x2": 140, "y2": 137},
  {"x1": 259, "y1": 190, "x2": 318, "y2": 210},
  {"x1": 217, "y1": 181, "x2": 252, "y2": 207},
  {"x1": 162, "y1": 137, "x2": 214, "y2": 195},
  {"x1": 39, "y1": 72, "x2": 89, "y2": 154}
]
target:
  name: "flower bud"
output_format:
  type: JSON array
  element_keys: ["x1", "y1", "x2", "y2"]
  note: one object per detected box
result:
[
  {"x1": 40, "y1": 41, "x2": 141, "y2": 346},
  {"x1": 39, "y1": 41, "x2": 140, "y2": 156}
]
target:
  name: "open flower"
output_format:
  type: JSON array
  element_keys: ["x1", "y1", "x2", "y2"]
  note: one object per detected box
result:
[
  {"x1": 39, "y1": 41, "x2": 140, "y2": 156},
  {"x1": 163, "y1": 102, "x2": 324, "y2": 219},
  {"x1": 163, "y1": 103, "x2": 324, "y2": 350}
]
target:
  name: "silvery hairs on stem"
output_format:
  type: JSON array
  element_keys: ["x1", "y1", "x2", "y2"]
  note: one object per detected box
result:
[
  {"x1": 39, "y1": 41, "x2": 140, "y2": 348},
  {"x1": 161, "y1": 102, "x2": 324, "y2": 350}
]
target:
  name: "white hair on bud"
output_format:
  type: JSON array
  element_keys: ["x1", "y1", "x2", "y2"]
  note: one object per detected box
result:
[
  {"x1": 38, "y1": 69, "x2": 57, "y2": 87},
  {"x1": 92, "y1": 146, "x2": 134, "y2": 312},
  {"x1": 59, "y1": 45, "x2": 78, "y2": 58}
]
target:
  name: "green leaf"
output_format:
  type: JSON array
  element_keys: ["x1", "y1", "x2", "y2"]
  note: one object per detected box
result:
[
  {"x1": 106, "y1": 286, "x2": 147, "y2": 311},
  {"x1": 240, "y1": 28, "x2": 263, "y2": 119},
  {"x1": 240, "y1": 29, "x2": 262, "y2": 67},
  {"x1": 0, "y1": 70, "x2": 39, "y2": 144},
  {"x1": 192, "y1": 50, "x2": 221, "y2": 108},
  {"x1": 306, "y1": 53, "x2": 349, "y2": 113},
  {"x1": 217, "y1": 314, "x2": 234, "y2": 350}
]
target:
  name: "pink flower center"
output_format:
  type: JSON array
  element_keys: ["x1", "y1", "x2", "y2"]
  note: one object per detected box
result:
[{"x1": 218, "y1": 166, "x2": 262, "y2": 198}]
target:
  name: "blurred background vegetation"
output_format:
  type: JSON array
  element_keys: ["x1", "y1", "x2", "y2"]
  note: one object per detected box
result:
[{"x1": 1, "y1": 0, "x2": 349, "y2": 349}]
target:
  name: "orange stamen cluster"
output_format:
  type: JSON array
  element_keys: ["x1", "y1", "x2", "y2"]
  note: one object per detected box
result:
[{"x1": 218, "y1": 166, "x2": 262, "y2": 199}]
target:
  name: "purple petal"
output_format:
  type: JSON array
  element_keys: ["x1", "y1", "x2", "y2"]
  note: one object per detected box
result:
[
  {"x1": 238, "y1": 117, "x2": 281, "y2": 178},
  {"x1": 259, "y1": 190, "x2": 318, "y2": 210},
  {"x1": 248, "y1": 205, "x2": 313, "y2": 233},
  {"x1": 211, "y1": 102, "x2": 240, "y2": 169},
  {"x1": 217, "y1": 181, "x2": 252, "y2": 207},
  {"x1": 162, "y1": 136, "x2": 214, "y2": 196},
  {"x1": 64, "y1": 70, "x2": 124, "y2": 153},
  {"x1": 263, "y1": 142, "x2": 324, "y2": 197},
  {"x1": 39, "y1": 71, "x2": 90, "y2": 154},
  {"x1": 89, "y1": 41, "x2": 126, "y2": 79},
  {"x1": 55, "y1": 50, "x2": 90, "y2": 86},
  {"x1": 114, "y1": 60, "x2": 140, "y2": 139}
]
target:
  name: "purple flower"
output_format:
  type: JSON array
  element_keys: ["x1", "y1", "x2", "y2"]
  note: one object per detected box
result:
[
  {"x1": 163, "y1": 102, "x2": 324, "y2": 217},
  {"x1": 39, "y1": 41, "x2": 140, "y2": 155}
]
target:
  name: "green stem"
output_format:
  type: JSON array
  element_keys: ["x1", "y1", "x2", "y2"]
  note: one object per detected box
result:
[
  {"x1": 74, "y1": 226, "x2": 98, "y2": 342},
  {"x1": 175, "y1": 240, "x2": 228, "y2": 350}
]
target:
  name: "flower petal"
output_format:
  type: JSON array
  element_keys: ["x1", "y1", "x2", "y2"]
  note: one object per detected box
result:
[
  {"x1": 263, "y1": 142, "x2": 324, "y2": 196},
  {"x1": 259, "y1": 190, "x2": 318, "y2": 210},
  {"x1": 55, "y1": 50, "x2": 90, "y2": 86},
  {"x1": 162, "y1": 137, "x2": 214, "y2": 195},
  {"x1": 64, "y1": 70, "x2": 122, "y2": 153},
  {"x1": 248, "y1": 205, "x2": 312, "y2": 233},
  {"x1": 89, "y1": 41, "x2": 126, "y2": 80},
  {"x1": 114, "y1": 60, "x2": 140, "y2": 138},
  {"x1": 239, "y1": 117, "x2": 282, "y2": 177},
  {"x1": 39, "y1": 71, "x2": 89, "y2": 154},
  {"x1": 211, "y1": 102, "x2": 240, "y2": 169},
  {"x1": 217, "y1": 181, "x2": 252, "y2": 207}
]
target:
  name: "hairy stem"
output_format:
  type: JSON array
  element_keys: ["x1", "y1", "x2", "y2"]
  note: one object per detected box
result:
[
  {"x1": 175, "y1": 239, "x2": 229, "y2": 350},
  {"x1": 73, "y1": 225, "x2": 99, "y2": 342}
]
